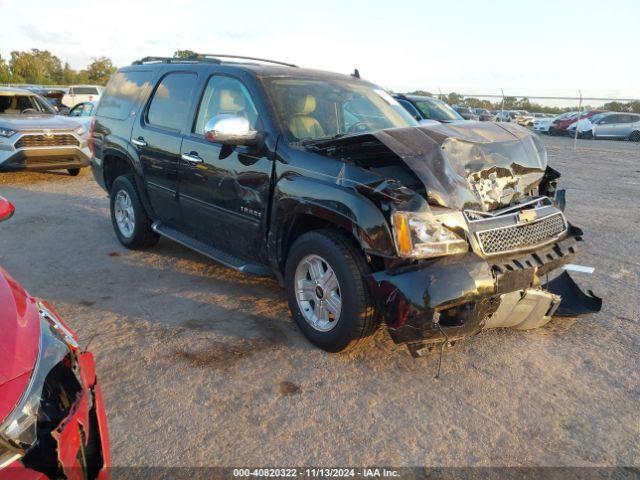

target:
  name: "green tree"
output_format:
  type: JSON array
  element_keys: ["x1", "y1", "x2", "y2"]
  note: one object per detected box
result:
[
  {"x1": 9, "y1": 49, "x2": 63, "y2": 84},
  {"x1": 0, "y1": 56, "x2": 12, "y2": 84},
  {"x1": 87, "y1": 57, "x2": 116, "y2": 85},
  {"x1": 61, "y1": 62, "x2": 77, "y2": 84},
  {"x1": 174, "y1": 50, "x2": 197, "y2": 59},
  {"x1": 407, "y1": 90, "x2": 432, "y2": 97}
]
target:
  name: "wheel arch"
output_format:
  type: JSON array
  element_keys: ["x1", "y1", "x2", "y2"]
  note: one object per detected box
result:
[
  {"x1": 102, "y1": 149, "x2": 156, "y2": 219},
  {"x1": 269, "y1": 178, "x2": 396, "y2": 275}
]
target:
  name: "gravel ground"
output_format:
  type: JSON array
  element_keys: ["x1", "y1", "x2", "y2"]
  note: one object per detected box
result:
[{"x1": 0, "y1": 135, "x2": 638, "y2": 468}]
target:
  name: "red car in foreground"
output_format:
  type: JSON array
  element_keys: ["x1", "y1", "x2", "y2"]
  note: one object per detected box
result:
[{"x1": 0, "y1": 197, "x2": 110, "y2": 480}]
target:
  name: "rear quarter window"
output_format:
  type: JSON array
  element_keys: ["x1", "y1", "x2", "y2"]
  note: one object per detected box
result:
[
  {"x1": 146, "y1": 72, "x2": 198, "y2": 131},
  {"x1": 97, "y1": 71, "x2": 154, "y2": 120},
  {"x1": 73, "y1": 87, "x2": 100, "y2": 95}
]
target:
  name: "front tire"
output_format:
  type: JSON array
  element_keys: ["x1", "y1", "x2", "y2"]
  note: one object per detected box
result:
[
  {"x1": 67, "y1": 168, "x2": 81, "y2": 176},
  {"x1": 285, "y1": 230, "x2": 378, "y2": 352},
  {"x1": 109, "y1": 175, "x2": 159, "y2": 249},
  {"x1": 630, "y1": 131, "x2": 640, "y2": 142}
]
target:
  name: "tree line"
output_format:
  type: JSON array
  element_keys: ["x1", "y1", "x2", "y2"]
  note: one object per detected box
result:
[
  {"x1": 2, "y1": 49, "x2": 638, "y2": 114},
  {"x1": 0, "y1": 49, "x2": 116, "y2": 86},
  {"x1": 408, "y1": 90, "x2": 640, "y2": 114}
]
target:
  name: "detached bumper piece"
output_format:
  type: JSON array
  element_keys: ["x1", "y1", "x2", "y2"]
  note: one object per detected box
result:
[
  {"x1": 545, "y1": 271, "x2": 602, "y2": 316},
  {"x1": 369, "y1": 233, "x2": 601, "y2": 355}
]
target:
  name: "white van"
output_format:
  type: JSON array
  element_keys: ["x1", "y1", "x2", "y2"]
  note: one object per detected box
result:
[{"x1": 61, "y1": 85, "x2": 102, "y2": 108}]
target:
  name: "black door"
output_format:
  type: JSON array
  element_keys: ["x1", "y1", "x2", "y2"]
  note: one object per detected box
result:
[
  {"x1": 132, "y1": 71, "x2": 198, "y2": 225},
  {"x1": 179, "y1": 75, "x2": 272, "y2": 262}
]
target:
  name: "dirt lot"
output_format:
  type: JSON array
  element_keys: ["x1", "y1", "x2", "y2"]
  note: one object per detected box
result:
[{"x1": 0, "y1": 136, "x2": 638, "y2": 468}]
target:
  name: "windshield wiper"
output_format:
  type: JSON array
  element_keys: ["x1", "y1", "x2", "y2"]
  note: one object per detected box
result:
[{"x1": 300, "y1": 133, "x2": 349, "y2": 146}]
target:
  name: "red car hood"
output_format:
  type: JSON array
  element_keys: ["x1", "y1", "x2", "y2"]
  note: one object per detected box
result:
[{"x1": 0, "y1": 268, "x2": 40, "y2": 423}]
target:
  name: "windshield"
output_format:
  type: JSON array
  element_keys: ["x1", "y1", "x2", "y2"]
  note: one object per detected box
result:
[
  {"x1": 0, "y1": 94, "x2": 55, "y2": 115},
  {"x1": 262, "y1": 77, "x2": 416, "y2": 142},
  {"x1": 414, "y1": 98, "x2": 463, "y2": 121}
]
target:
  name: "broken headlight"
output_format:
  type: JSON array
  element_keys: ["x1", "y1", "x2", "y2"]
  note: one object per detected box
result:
[
  {"x1": 392, "y1": 210, "x2": 468, "y2": 258},
  {"x1": 0, "y1": 305, "x2": 75, "y2": 458}
]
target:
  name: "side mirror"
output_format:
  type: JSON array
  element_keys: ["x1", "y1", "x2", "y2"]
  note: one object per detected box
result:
[
  {"x1": 0, "y1": 197, "x2": 15, "y2": 222},
  {"x1": 204, "y1": 115, "x2": 258, "y2": 146}
]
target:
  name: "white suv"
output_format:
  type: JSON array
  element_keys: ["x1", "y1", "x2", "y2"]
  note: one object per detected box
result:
[{"x1": 62, "y1": 85, "x2": 103, "y2": 108}]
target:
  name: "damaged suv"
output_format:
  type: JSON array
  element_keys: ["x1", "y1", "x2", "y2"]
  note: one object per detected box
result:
[{"x1": 91, "y1": 54, "x2": 600, "y2": 354}]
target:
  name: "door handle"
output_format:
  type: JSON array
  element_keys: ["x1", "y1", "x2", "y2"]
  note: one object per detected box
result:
[
  {"x1": 131, "y1": 137, "x2": 147, "y2": 147},
  {"x1": 181, "y1": 152, "x2": 204, "y2": 164}
]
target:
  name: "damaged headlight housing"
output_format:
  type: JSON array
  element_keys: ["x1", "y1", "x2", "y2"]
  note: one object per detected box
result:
[
  {"x1": 392, "y1": 210, "x2": 468, "y2": 258},
  {"x1": 0, "y1": 303, "x2": 76, "y2": 462}
]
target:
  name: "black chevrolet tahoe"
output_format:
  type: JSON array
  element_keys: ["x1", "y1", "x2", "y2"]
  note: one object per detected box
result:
[{"x1": 90, "y1": 54, "x2": 600, "y2": 355}]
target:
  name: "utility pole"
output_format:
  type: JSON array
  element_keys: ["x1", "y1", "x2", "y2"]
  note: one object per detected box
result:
[
  {"x1": 500, "y1": 88, "x2": 505, "y2": 122},
  {"x1": 574, "y1": 89, "x2": 583, "y2": 150}
]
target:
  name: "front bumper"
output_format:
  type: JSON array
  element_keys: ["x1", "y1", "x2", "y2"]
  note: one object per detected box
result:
[
  {"x1": 369, "y1": 229, "x2": 601, "y2": 347},
  {"x1": 1, "y1": 352, "x2": 110, "y2": 480},
  {"x1": 0, "y1": 133, "x2": 90, "y2": 172}
]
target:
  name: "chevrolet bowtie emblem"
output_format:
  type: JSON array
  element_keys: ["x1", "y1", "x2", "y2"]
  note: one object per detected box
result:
[
  {"x1": 43, "y1": 130, "x2": 54, "y2": 139},
  {"x1": 518, "y1": 210, "x2": 537, "y2": 223}
]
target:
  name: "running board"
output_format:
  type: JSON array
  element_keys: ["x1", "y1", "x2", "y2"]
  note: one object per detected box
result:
[{"x1": 151, "y1": 222, "x2": 270, "y2": 276}]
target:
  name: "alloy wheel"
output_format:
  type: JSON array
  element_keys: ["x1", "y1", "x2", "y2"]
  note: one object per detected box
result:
[
  {"x1": 294, "y1": 254, "x2": 342, "y2": 332},
  {"x1": 114, "y1": 190, "x2": 135, "y2": 238}
]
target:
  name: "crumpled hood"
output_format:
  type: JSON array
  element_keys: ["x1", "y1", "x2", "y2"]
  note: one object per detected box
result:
[
  {"x1": 0, "y1": 268, "x2": 40, "y2": 422},
  {"x1": 311, "y1": 122, "x2": 548, "y2": 211},
  {"x1": 0, "y1": 114, "x2": 81, "y2": 131},
  {"x1": 371, "y1": 122, "x2": 547, "y2": 211}
]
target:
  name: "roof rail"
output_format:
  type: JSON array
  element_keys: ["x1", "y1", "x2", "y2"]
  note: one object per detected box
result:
[
  {"x1": 187, "y1": 54, "x2": 298, "y2": 68},
  {"x1": 131, "y1": 56, "x2": 222, "y2": 65}
]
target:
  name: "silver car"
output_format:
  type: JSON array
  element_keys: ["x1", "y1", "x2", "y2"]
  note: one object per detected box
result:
[
  {"x1": 0, "y1": 88, "x2": 90, "y2": 175},
  {"x1": 592, "y1": 112, "x2": 640, "y2": 141}
]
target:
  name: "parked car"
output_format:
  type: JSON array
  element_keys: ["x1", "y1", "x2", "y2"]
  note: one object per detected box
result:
[
  {"x1": 512, "y1": 110, "x2": 534, "y2": 126},
  {"x1": 0, "y1": 196, "x2": 110, "y2": 478},
  {"x1": 91, "y1": 54, "x2": 600, "y2": 355},
  {"x1": 590, "y1": 112, "x2": 640, "y2": 141},
  {"x1": 24, "y1": 88, "x2": 69, "y2": 115},
  {"x1": 495, "y1": 110, "x2": 520, "y2": 122},
  {"x1": 548, "y1": 111, "x2": 581, "y2": 136},
  {"x1": 394, "y1": 94, "x2": 465, "y2": 123},
  {"x1": 67, "y1": 101, "x2": 98, "y2": 128},
  {"x1": 0, "y1": 87, "x2": 90, "y2": 176},
  {"x1": 452, "y1": 105, "x2": 480, "y2": 121},
  {"x1": 560, "y1": 110, "x2": 606, "y2": 138},
  {"x1": 61, "y1": 85, "x2": 102, "y2": 109},
  {"x1": 533, "y1": 115, "x2": 558, "y2": 134},
  {"x1": 472, "y1": 108, "x2": 495, "y2": 122}
]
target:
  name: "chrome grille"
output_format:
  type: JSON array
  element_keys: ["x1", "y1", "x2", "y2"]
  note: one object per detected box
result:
[
  {"x1": 16, "y1": 134, "x2": 79, "y2": 148},
  {"x1": 476, "y1": 213, "x2": 567, "y2": 255}
]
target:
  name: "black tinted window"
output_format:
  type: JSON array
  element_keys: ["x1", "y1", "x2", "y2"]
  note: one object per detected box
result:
[
  {"x1": 147, "y1": 72, "x2": 197, "y2": 131},
  {"x1": 73, "y1": 87, "x2": 100, "y2": 95},
  {"x1": 98, "y1": 71, "x2": 154, "y2": 120}
]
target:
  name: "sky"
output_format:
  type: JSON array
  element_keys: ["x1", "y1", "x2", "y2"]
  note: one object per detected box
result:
[{"x1": 2, "y1": 0, "x2": 639, "y2": 106}]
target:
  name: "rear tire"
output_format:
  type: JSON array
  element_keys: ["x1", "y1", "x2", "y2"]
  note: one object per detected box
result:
[
  {"x1": 285, "y1": 229, "x2": 378, "y2": 352},
  {"x1": 109, "y1": 175, "x2": 159, "y2": 249},
  {"x1": 67, "y1": 168, "x2": 81, "y2": 176},
  {"x1": 630, "y1": 131, "x2": 640, "y2": 142}
]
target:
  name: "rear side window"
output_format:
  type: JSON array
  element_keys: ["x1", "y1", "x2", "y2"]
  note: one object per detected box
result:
[
  {"x1": 147, "y1": 72, "x2": 197, "y2": 131},
  {"x1": 72, "y1": 87, "x2": 100, "y2": 95},
  {"x1": 98, "y1": 71, "x2": 154, "y2": 120}
]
